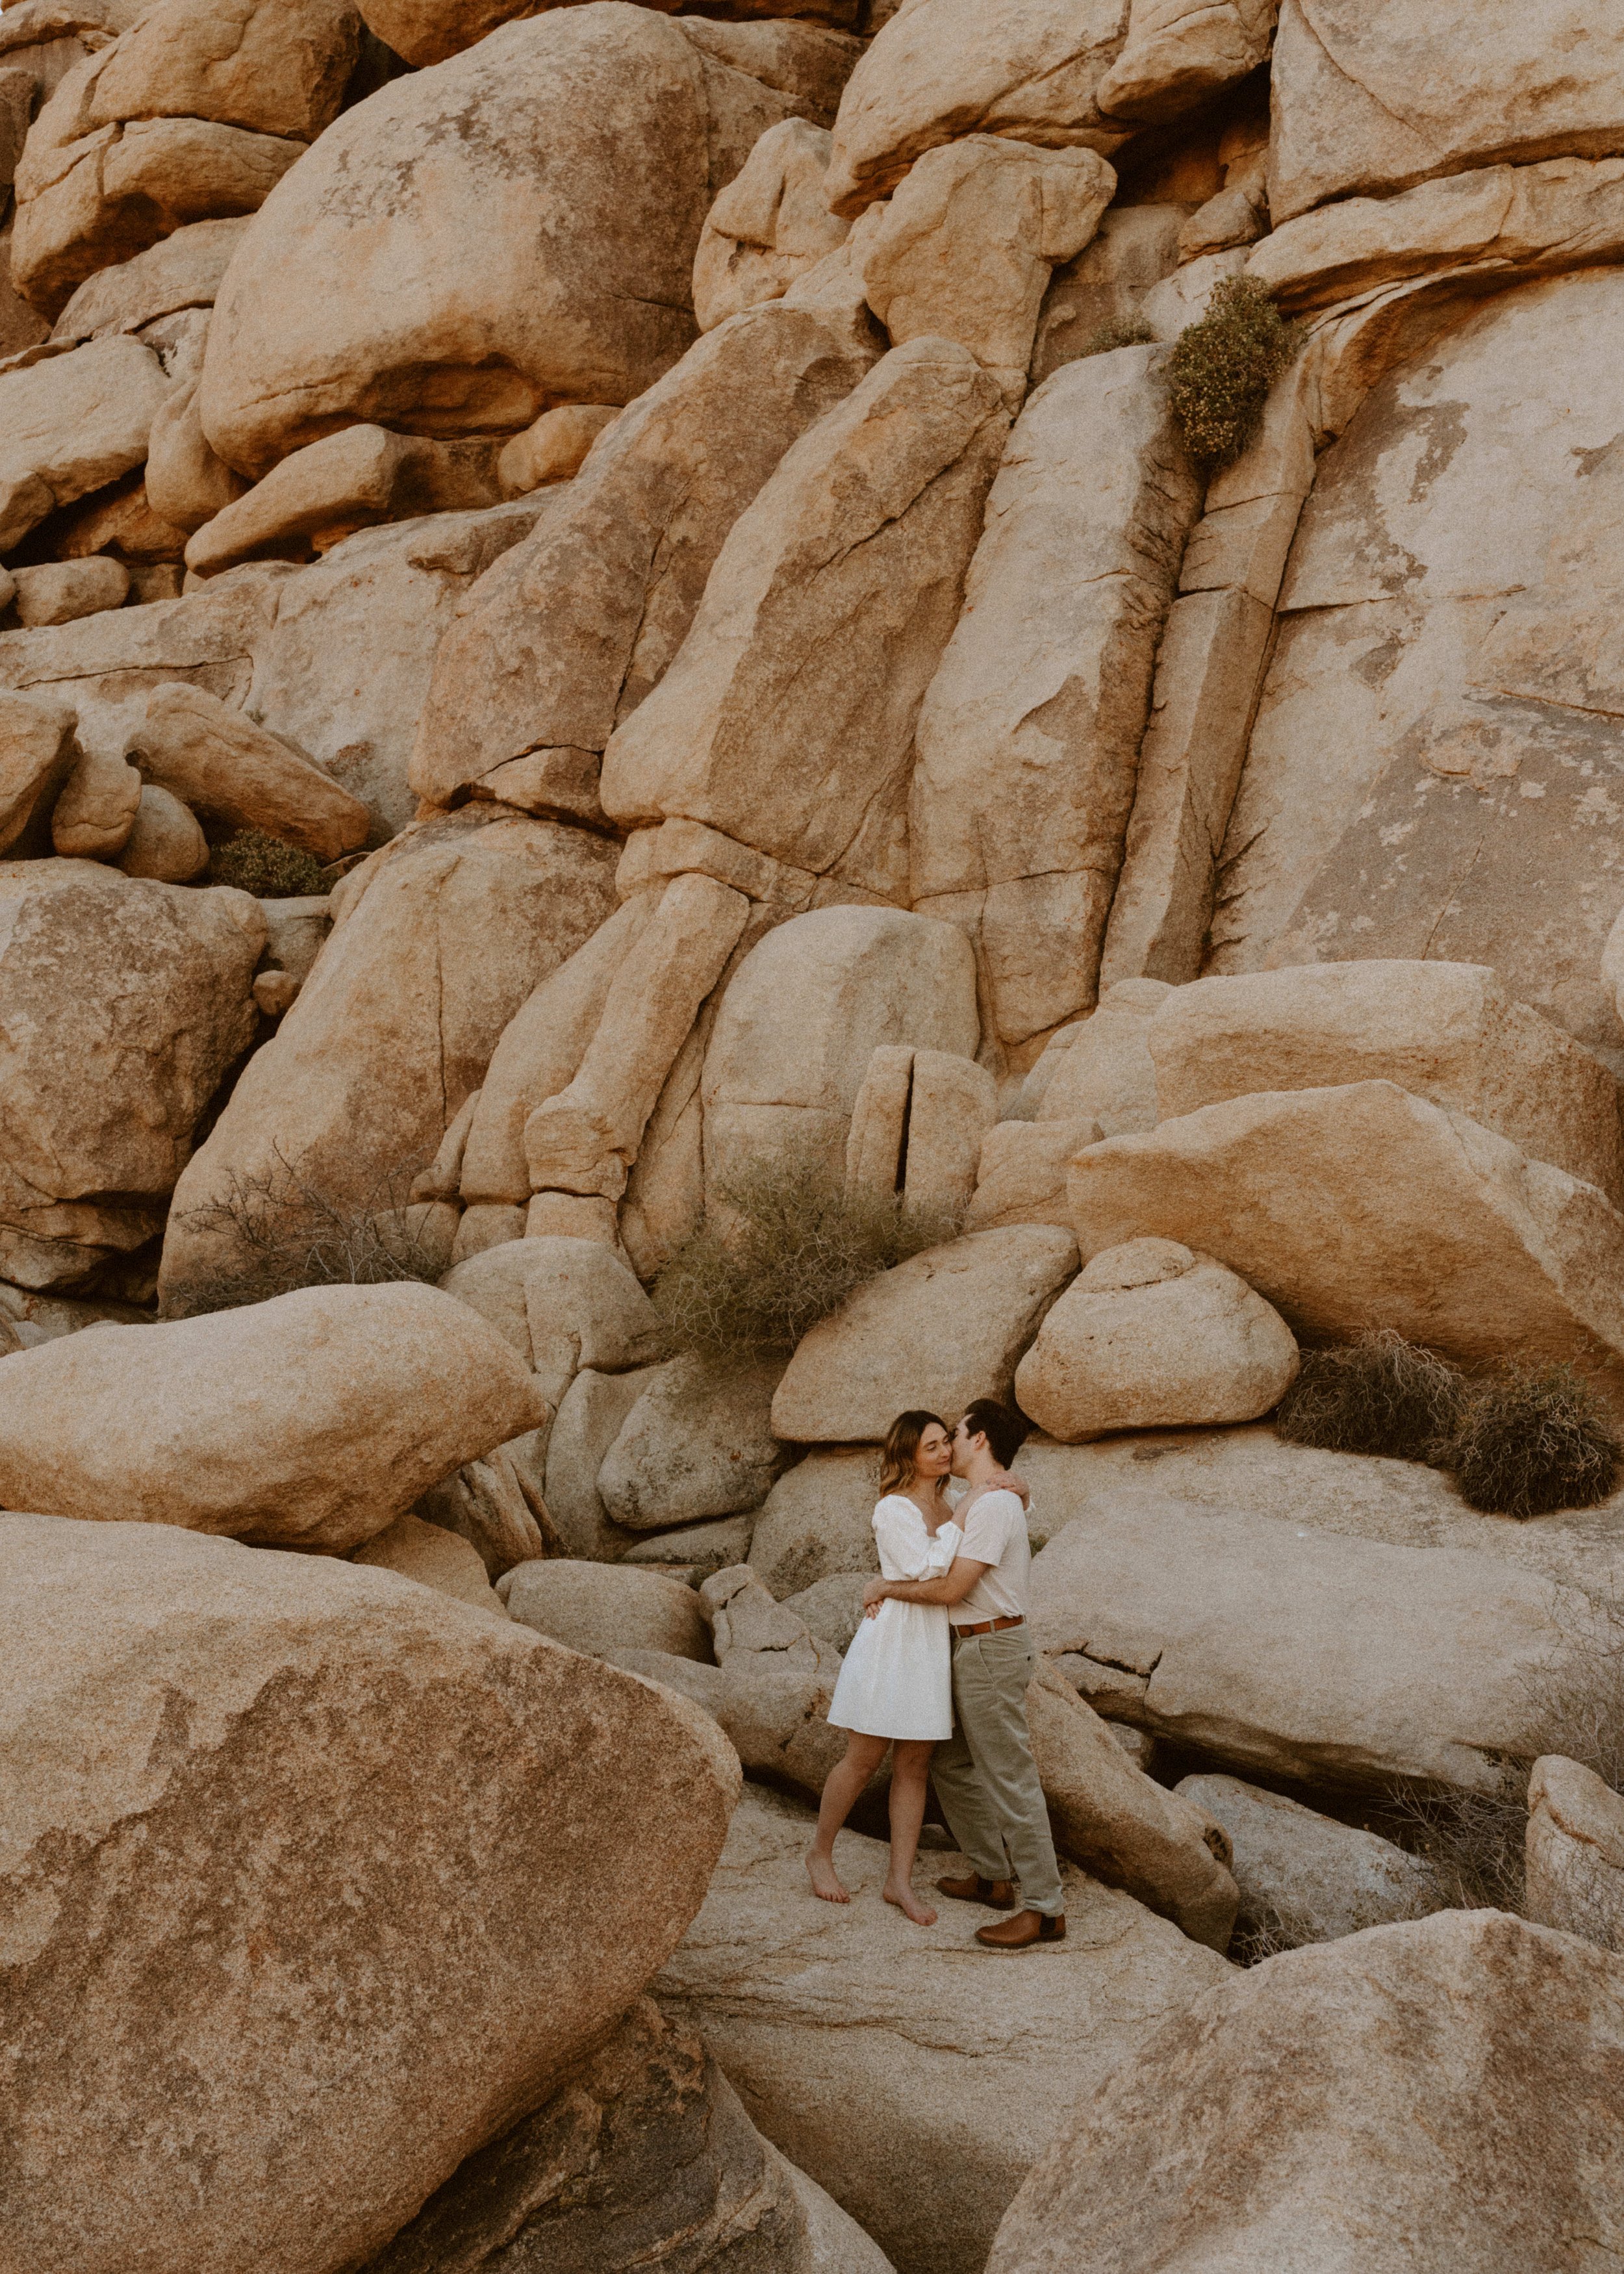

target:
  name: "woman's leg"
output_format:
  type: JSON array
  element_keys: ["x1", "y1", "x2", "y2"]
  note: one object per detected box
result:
[
  {"x1": 882, "y1": 1741, "x2": 939, "y2": 1924},
  {"x1": 806, "y1": 1733, "x2": 890, "y2": 1902}
]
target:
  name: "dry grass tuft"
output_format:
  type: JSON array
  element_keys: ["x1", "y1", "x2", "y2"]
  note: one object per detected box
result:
[
  {"x1": 208, "y1": 828, "x2": 327, "y2": 897},
  {"x1": 1164, "y1": 275, "x2": 1301, "y2": 466},
  {"x1": 1447, "y1": 1364, "x2": 1621, "y2": 1521},
  {"x1": 1275, "y1": 1331, "x2": 1465, "y2": 1463},
  {"x1": 168, "y1": 1147, "x2": 445, "y2": 1314},
  {"x1": 653, "y1": 1149, "x2": 958, "y2": 1363}
]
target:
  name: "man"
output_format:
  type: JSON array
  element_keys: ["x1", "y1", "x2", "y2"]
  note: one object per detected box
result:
[{"x1": 861, "y1": 1396, "x2": 1065, "y2": 1951}]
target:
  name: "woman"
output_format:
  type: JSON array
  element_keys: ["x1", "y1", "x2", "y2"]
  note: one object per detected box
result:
[{"x1": 804, "y1": 1410, "x2": 960, "y2": 1926}]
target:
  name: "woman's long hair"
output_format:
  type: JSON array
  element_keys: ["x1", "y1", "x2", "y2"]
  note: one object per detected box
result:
[{"x1": 880, "y1": 1409, "x2": 948, "y2": 1496}]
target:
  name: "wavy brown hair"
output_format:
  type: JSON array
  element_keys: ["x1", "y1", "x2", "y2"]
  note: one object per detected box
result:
[{"x1": 880, "y1": 1409, "x2": 948, "y2": 1496}]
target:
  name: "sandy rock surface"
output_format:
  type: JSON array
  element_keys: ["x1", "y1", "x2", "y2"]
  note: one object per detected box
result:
[
  {"x1": 656, "y1": 1783, "x2": 1232, "y2": 2274},
  {"x1": 985, "y1": 1910, "x2": 1624, "y2": 2274},
  {"x1": 1178, "y1": 1772, "x2": 1440, "y2": 1945},
  {"x1": 0, "y1": 1513, "x2": 740, "y2": 2274}
]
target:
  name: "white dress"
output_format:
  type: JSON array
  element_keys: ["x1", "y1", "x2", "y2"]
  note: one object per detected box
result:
[{"x1": 826, "y1": 1496, "x2": 961, "y2": 1743}]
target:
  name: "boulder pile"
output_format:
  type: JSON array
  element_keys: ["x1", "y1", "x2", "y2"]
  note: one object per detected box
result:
[{"x1": 5, "y1": 0, "x2": 1624, "y2": 2263}]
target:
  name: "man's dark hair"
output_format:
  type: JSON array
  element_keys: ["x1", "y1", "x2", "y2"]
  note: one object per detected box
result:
[{"x1": 959, "y1": 1397, "x2": 1029, "y2": 1470}]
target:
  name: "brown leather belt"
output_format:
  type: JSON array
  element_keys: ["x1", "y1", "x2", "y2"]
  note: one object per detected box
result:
[{"x1": 952, "y1": 1614, "x2": 1024, "y2": 1638}]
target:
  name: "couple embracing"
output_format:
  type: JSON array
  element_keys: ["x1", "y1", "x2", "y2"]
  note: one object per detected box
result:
[{"x1": 804, "y1": 1399, "x2": 1065, "y2": 1952}]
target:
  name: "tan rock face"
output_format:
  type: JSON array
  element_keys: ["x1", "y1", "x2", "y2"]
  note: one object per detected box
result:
[
  {"x1": 10, "y1": 0, "x2": 342, "y2": 322},
  {"x1": 859, "y1": 137, "x2": 1115, "y2": 398},
  {"x1": 772, "y1": 1224, "x2": 1077, "y2": 1442},
  {"x1": 702, "y1": 904, "x2": 980, "y2": 1202},
  {"x1": 1147, "y1": 962, "x2": 1624, "y2": 1208},
  {"x1": 0, "y1": 333, "x2": 167, "y2": 549},
  {"x1": 747, "y1": 1444, "x2": 882, "y2": 1598},
  {"x1": 0, "y1": 687, "x2": 77, "y2": 852},
  {"x1": 0, "y1": 860, "x2": 259, "y2": 1290},
  {"x1": 500, "y1": 1557, "x2": 711, "y2": 1661},
  {"x1": 911, "y1": 348, "x2": 1199, "y2": 1048},
  {"x1": 1030, "y1": 1487, "x2": 1600, "y2": 1796},
  {"x1": 49, "y1": 737, "x2": 139, "y2": 856},
  {"x1": 1269, "y1": 0, "x2": 1624, "y2": 225},
  {"x1": 657, "y1": 1782, "x2": 1230, "y2": 2274},
  {"x1": 1178, "y1": 1770, "x2": 1441, "y2": 1946},
  {"x1": 200, "y1": 6, "x2": 706, "y2": 478},
  {"x1": 1525, "y1": 1754, "x2": 1624, "y2": 1952},
  {"x1": 12, "y1": 555, "x2": 127, "y2": 626},
  {"x1": 693, "y1": 116, "x2": 849, "y2": 332},
  {"x1": 351, "y1": 1510, "x2": 509, "y2": 1619},
  {"x1": 1069, "y1": 1080, "x2": 1624, "y2": 1405},
  {"x1": 964, "y1": 1119, "x2": 1095, "y2": 1234},
  {"x1": 1015, "y1": 1239, "x2": 1298, "y2": 1441},
  {"x1": 129, "y1": 679, "x2": 372, "y2": 862},
  {"x1": 411, "y1": 301, "x2": 879, "y2": 811},
  {"x1": 598, "y1": 1354, "x2": 787, "y2": 1531},
  {"x1": 116, "y1": 779, "x2": 208, "y2": 880},
  {"x1": 157, "y1": 813, "x2": 618, "y2": 1312},
  {"x1": 53, "y1": 212, "x2": 245, "y2": 340},
  {"x1": 1028, "y1": 1655, "x2": 1239, "y2": 1949},
  {"x1": 1253, "y1": 157, "x2": 1624, "y2": 314},
  {"x1": 1212, "y1": 274, "x2": 1624, "y2": 1062},
  {"x1": 1033, "y1": 977, "x2": 1170, "y2": 1131},
  {"x1": 601, "y1": 337, "x2": 1009, "y2": 899},
  {"x1": 0, "y1": 1513, "x2": 739, "y2": 2274},
  {"x1": 1095, "y1": 0, "x2": 1275, "y2": 124},
  {"x1": 185, "y1": 424, "x2": 506, "y2": 576},
  {"x1": 496, "y1": 401, "x2": 618, "y2": 494},
  {"x1": 0, "y1": 1280, "x2": 548, "y2": 1552},
  {"x1": 363, "y1": 1995, "x2": 890, "y2": 2274},
  {"x1": 824, "y1": 0, "x2": 1133, "y2": 218},
  {"x1": 985, "y1": 1911, "x2": 1624, "y2": 2274},
  {"x1": 439, "y1": 1233, "x2": 664, "y2": 1412}
]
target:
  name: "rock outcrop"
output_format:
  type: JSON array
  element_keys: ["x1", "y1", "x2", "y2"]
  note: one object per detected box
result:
[
  {"x1": 0, "y1": 1513, "x2": 740, "y2": 2274},
  {"x1": 985, "y1": 1910, "x2": 1624, "y2": 2274},
  {"x1": 0, "y1": 1281, "x2": 548, "y2": 1551}
]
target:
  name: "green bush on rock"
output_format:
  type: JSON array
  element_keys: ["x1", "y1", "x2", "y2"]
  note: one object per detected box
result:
[
  {"x1": 208, "y1": 828, "x2": 327, "y2": 897},
  {"x1": 1165, "y1": 275, "x2": 1301, "y2": 466}
]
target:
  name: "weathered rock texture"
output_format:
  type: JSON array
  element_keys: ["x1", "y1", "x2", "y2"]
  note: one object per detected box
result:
[
  {"x1": 500, "y1": 1558, "x2": 711, "y2": 1662},
  {"x1": 1178, "y1": 1772, "x2": 1441, "y2": 1946},
  {"x1": 129, "y1": 678, "x2": 372, "y2": 862},
  {"x1": 1526, "y1": 1754, "x2": 1624, "y2": 1953},
  {"x1": 412, "y1": 300, "x2": 879, "y2": 812},
  {"x1": 360, "y1": 1996, "x2": 893, "y2": 2274},
  {"x1": 823, "y1": 0, "x2": 1134, "y2": 217},
  {"x1": 1030, "y1": 1488, "x2": 1597, "y2": 1796},
  {"x1": 1015, "y1": 1236, "x2": 1298, "y2": 1440},
  {"x1": 0, "y1": 1281, "x2": 547, "y2": 1552},
  {"x1": 693, "y1": 117, "x2": 850, "y2": 333},
  {"x1": 602, "y1": 337, "x2": 1009, "y2": 901},
  {"x1": 772, "y1": 1225, "x2": 1077, "y2": 1442},
  {"x1": 911, "y1": 346, "x2": 1200, "y2": 1049},
  {"x1": 1211, "y1": 270, "x2": 1624, "y2": 1065},
  {"x1": 1067, "y1": 1081, "x2": 1624, "y2": 1405},
  {"x1": 984, "y1": 1910, "x2": 1624, "y2": 2274},
  {"x1": 0, "y1": 860, "x2": 261, "y2": 1290},
  {"x1": 1095, "y1": 0, "x2": 1276, "y2": 124},
  {"x1": 159, "y1": 812, "x2": 617, "y2": 1310},
  {"x1": 657, "y1": 1783, "x2": 1230, "y2": 2274},
  {"x1": 0, "y1": 1513, "x2": 739, "y2": 2274},
  {"x1": 0, "y1": 333, "x2": 168, "y2": 549},
  {"x1": 200, "y1": 6, "x2": 852, "y2": 481},
  {"x1": 1268, "y1": 0, "x2": 1624, "y2": 224}
]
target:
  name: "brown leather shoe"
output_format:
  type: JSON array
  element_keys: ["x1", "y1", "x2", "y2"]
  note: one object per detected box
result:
[
  {"x1": 935, "y1": 1872, "x2": 1017, "y2": 1910},
  {"x1": 975, "y1": 1908, "x2": 1067, "y2": 1952}
]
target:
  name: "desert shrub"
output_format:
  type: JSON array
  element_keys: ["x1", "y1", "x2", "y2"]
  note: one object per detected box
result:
[
  {"x1": 168, "y1": 1147, "x2": 444, "y2": 1313},
  {"x1": 1386, "y1": 1783, "x2": 1529, "y2": 1916},
  {"x1": 653, "y1": 1151, "x2": 959, "y2": 1363},
  {"x1": 1445, "y1": 1362, "x2": 1621, "y2": 1520},
  {"x1": 1275, "y1": 1331, "x2": 1465, "y2": 1463},
  {"x1": 1083, "y1": 318, "x2": 1156, "y2": 357},
  {"x1": 208, "y1": 828, "x2": 326, "y2": 897},
  {"x1": 1163, "y1": 275, "x2": 1302, "y2": 466}
]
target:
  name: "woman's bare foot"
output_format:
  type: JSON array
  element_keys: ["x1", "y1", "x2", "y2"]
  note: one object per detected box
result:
[
  {"x1": 883, "y1": 1877, "x2": 938, "y2": 1926},
  {"x1": 806, "y1": 1848, "x2": 851, "y2": 1904}
]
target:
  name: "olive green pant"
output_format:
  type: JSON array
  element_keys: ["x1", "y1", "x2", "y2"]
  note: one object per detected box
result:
[{"x1": 930, "y1": 1625, "x2": 1064, "y2": 1917}]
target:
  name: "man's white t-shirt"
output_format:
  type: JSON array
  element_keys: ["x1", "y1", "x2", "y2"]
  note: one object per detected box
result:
[{"x1": 950, "y1": 1486, "x2": 1030, "y2": 1624}]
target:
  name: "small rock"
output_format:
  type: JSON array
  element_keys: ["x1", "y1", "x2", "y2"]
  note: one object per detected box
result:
[
  {"x1": 116, "y1": 780, "x2": 209, "y2": 881},
  {"x1": 11, "y1": 554, "x2": 129, "y2": 625},
  {"x1": 129, "y1": 680, "x2": 371, "y2": 862},
  {"x1": 1177, "y1": 1771, "x2": 1441, "y2": 1947},
  {"x1": 748, "y1": 1446, "x2": 882, "y2": 1598},
  {"x1": 781, "y1": 1568, "x2": 870, "y2": 1652},
  {"x1": 1526, "y1": 1754, "x2": 1624, "y2": 1952},
  {"x1": 351, "y1": 1509, "x2": 509, "y2": 1620},
  {"x1": 0, "y1": 687, "x2": 78, "y2": 854},
  {"x1": 50, "y1": 739, "x2": 140, "y2": 857},
  {"x1": 496, "y1": 401, "x2": 618, "y2": 493},
  {"x1": 499, "y1": 1557, "x2": 711, "y2": 1663},
  {"x1": 598, "y1": 1352, "x2": 787, "y2": 1533}
]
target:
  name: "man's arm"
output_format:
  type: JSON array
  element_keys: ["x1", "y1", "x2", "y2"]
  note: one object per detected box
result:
[{"x1": 863, "y1": 1557, "x2": 991, "y2": 1615}]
